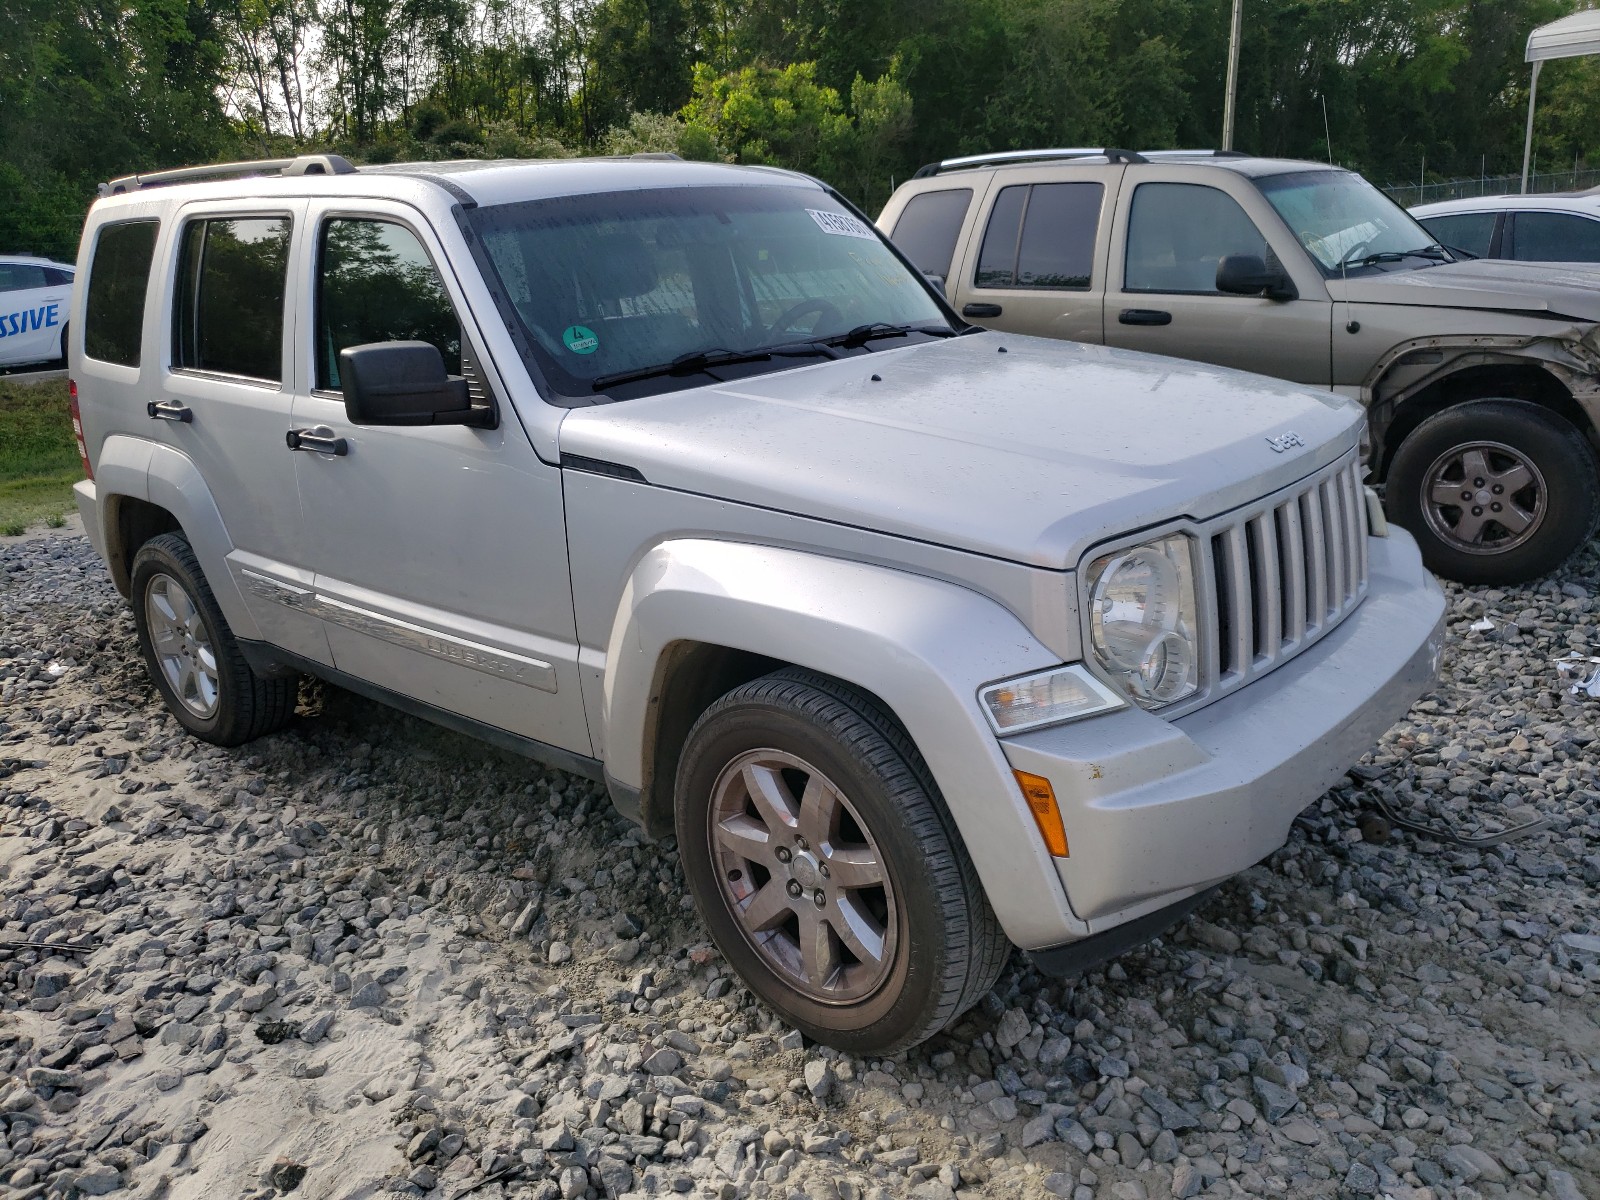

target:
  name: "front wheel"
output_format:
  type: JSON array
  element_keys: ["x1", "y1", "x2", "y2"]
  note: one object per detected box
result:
[
  {"x1": 1386, "y1": 399, "x2": 1600, "y2": 584},
  {"x1": 130, "y1": 533, "x2": 298, "y2": 745},
  {"x1": 674, "y1": 668, "x2": 1009, "y2": 1053}
]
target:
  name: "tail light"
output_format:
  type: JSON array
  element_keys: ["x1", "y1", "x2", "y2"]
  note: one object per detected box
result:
[{"x1": 69, "y1": 379, "x2": 93, "y2": 480}]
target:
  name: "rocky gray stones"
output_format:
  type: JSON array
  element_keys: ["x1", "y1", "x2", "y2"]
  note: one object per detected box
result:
[
  {"x1": 804, "y1": 1060, "x2": 835, "y2": 1100},
  {"x1": 1169, "y1": 1160, "x2": 1202, "y2": 1199},
  {"x1": 1440, "y1": 1144, "x2": 1506, "y2": 1183},
  {"x1": 1338, "y1": 1022, "x2": 1371, "y2": 1058},
  {"x1": 4, "y1": 529, "x2": 1597, "y2": 1200},
  {"x1": 72, "y1": 1163, "x2": 122, "y2": 1195},
  {"x1": 1343, "y1": 1161, "x2": 1379, "y2": 1194},
  {"x1": 1191, "y1": 921, "x2": 1242, "y2": 953},
  {"x1": 1141, "y1": 1090, "x2": 1198, "y2": 1131},
  {"x1": 641, "y1": 1047, "x2": 682, "y2": 1076},
  {"x1": 348, "y1": 980, "x2": 386, "y2": 1008},
  {"x1": 1251, "y1": 1076, "x2": 1298, "y2": 1123},
  {"x1": 995, "y1": 1007, "x2": 1029, "y2": 1050}
]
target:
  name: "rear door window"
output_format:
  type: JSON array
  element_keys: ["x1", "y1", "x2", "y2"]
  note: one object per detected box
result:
[
  {"x1": 1124, "y1": 183, "x2": 1268, "y2": 294},
  {"x1": 888, "y1": 189, "x2": 973, "y2": 278},
  {"x1": 316, "y1": 218, "x2": 461, "y2": 390},
  {"x1": 974, "y1": 183, "x2": 1102, "y2": 289},
  {"x1": 1418, "y1": 211, "x2": 1497, "y2": 259},
  {"x1": 1507, "y1": 211, "x2": 1600, "y2": 262},
  {"x1": 0, "y1": 264, "x2": 47, "y2": 292},
  {"x1": 84, "y1": 221, "x2": 159, "y2": 366},
  {"x1": 173, "y1": 217, "x2": 292, "y2": 382}
]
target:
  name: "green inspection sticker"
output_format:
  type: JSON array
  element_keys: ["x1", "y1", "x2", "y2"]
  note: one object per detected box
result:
[{"x1": 562, "y1": 325, "x2": 599, "y2": 354}]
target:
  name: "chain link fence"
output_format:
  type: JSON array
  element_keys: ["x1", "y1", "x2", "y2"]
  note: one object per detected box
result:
[{"x1": 1383, "y1": 168, "x2": 1600, "y2": 209}]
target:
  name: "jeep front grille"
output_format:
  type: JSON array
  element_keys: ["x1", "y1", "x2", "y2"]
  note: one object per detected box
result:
[{"x1": 1204, "y1": 454, "x2": 1368, "y2": 699}]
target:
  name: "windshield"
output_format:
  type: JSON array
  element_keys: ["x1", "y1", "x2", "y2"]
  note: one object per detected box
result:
[
  {"x1": 1257, "y1": 170, "x2": 1446, "y2": 274},
  {"x1": 465, "y1": 184, "x2": 950, "y2": 400}
]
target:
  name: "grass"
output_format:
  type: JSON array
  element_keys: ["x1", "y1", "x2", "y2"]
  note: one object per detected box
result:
[{"x1": 0, "y1": 377, "x2": 80, "y2": 535}]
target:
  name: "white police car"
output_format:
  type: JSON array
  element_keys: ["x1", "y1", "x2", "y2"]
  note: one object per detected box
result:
[{"x1": 0, "y1": 254, "x2": 74, "y2": 368}]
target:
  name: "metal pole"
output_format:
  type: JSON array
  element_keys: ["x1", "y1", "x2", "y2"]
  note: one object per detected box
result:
[
  {"x1": 1521, "y1": 59, "x2": 1542, "y2": 194},
  {"x1": 1222, "y1": 0, "x2": 1243, "y2": 150}
]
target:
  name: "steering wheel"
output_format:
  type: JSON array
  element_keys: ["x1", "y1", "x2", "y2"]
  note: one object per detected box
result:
[{"x1": 767, "y1": 299, "x2": 843, "y2": 340}]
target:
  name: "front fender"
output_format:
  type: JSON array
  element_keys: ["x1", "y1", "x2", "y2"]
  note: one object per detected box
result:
[{"x1": 602, "y1": 538, "x2": 1090, "y2": 948}]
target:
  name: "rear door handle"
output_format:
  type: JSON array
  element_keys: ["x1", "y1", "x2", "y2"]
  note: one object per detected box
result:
[
  {"x1": 286, "y1": 427, "x2": 348, "y2": 456},
  {"x1": 962, "y1": 303, "x2": 1003, "y2": 319},
  {"x1": 1118, "y1": 308, "x2": 1172, "y2": 326},
  {"x1": 147, "y1": 400, "x2": 192, "y2": 423}
]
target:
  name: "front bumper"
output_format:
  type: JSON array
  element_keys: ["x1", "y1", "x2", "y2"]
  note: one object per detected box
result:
[{"x1": 1002, "y1": 529, "x2": 1444, "y2": 942}]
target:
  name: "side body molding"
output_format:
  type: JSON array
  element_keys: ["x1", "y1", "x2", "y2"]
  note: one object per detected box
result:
[{"x1": 601, "y1": 538, "x2": 1092, "y2": 948}]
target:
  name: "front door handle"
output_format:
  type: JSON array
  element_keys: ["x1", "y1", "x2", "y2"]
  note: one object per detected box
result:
[
  {"x1": 1118, "y1": 308, "x2": 1173, "y2": 326},
  {"x1": 962, "y1": 302, "x2": 1003, "y2": 319},
  {"x1": 286, "y1": 427, "x2": 349, "y2": 457},
  {"x1": 147, "y1": 400, "x2": 193, "y2": 423}
]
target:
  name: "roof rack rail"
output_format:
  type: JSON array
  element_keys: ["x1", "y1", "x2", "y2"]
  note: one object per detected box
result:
[
  {"x1": 912, "y1": 148, "x2": 1107, "y2": 178},
  {"x1": 910, "y1": 146, "x2": 1258, "y2": 179},
  {"x1": 99, "y1": 153, "x2": 358, "y2": 197},
  {"x1": 626, "y1": 151, "x2": 683, "y2": 161},
  {"x1": 913, "y1": 147, "x2": 1166, "y2": 178}
]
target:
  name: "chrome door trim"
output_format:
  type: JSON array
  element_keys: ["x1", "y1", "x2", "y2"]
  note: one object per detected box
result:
[{"x1": 240, "y1": 570, "x2": 557, "y2": 693}]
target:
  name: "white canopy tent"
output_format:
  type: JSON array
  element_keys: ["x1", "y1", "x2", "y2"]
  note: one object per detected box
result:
[{"x1": 1521, "y1": 9, "x2": 1600, "y2": 192}]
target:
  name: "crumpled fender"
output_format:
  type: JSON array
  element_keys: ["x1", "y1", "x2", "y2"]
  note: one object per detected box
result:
[{"x1": 601, "y1": 538, "x2": 1091, "y2": 947}]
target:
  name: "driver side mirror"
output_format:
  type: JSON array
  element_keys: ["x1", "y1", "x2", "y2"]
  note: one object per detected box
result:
[
  {"x1": 339, "y1": 341, "x2": 494, "y2": 428},
  {"x1": 923, "y1": 272, "x2": 948, "y2": 298},
  {"x1": 1216, "y1": 254, "x2": 1297, "y2": 301}
]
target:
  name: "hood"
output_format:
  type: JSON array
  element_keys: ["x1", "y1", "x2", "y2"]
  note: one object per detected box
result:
[
  {"x1": 1326, "y1": 259, "x2": 1600, "y2": 323},
  {"x1": 559, "y1": 334, "x2": 1364, "y2": 569}
]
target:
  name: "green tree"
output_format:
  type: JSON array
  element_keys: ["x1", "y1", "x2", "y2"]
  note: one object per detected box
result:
[{"x1": 680, "y1": 60, "x2": 854, "y2": 177}]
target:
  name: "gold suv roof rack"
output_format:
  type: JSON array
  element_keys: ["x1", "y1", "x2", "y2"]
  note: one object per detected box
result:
[
  {"x1": 910, "y1": 147, "x2": 1251, "y2": 179},
  {"x1": 99, "y1": 154, "x2": 357, "y2": 197}
]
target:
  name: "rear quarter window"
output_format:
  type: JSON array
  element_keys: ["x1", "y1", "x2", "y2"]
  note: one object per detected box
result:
[
  {"x1": 889, "y1": 189, "x2": 973, "y2": 278},
  {"x1": 85, "y1": 220, "x2": 160, "y2": 367},
  {"x1": 1508, "y1": 211, "x2": 1600, "y2": 262}
]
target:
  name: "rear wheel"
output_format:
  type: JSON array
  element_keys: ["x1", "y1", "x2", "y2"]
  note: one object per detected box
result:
[
  {"x1": 1387, "y1": 399, "x2": 1600, "y2": 584},
  {"x1": 130, "y1": 533, "x2": 297, "y2": 745},
  {"x1": 675, "y1": 668, "x2": 1009, "y2": 1053}
]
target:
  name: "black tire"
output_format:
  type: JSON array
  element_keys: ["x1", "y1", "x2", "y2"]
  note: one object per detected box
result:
[
  {"x1": 675, "y1": 667, "x2": 1009, "y2": 1053},
  {"x1": 130, "y1": 532, "x2": 297, "y2": 745},
  {"x1": 1387, "y1": 399, "x2": 1600, "y2": 584},
  {"x1": 56, "y1": 323, "x2": 68, "y2": 367}
]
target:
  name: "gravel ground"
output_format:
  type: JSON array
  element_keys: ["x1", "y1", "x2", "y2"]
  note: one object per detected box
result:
[{"x1": 0, "y1": 531, "x2": 1596, "y2": 1200}]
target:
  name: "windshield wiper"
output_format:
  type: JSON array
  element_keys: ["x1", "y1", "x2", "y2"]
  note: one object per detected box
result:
[
  {"x1": 591, "y1": 345, "x2": 830, "y2": 391},
  {"x1": 814, "y1": 321, "x2": 956, "y2": 349},
  {"x1": 590, "y1": 322, "x2": 959, "y2": 391},
  {"x1": 1337, "y1": 245, "x2": 1453, "y2": 270}
]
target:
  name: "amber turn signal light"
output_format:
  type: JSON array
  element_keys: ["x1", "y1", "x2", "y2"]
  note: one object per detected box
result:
[{"x1": 1014, "y1": 770, "x2": 1068, "y2": 857}]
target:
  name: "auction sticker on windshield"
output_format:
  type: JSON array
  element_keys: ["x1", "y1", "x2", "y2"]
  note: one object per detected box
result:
[
  {"x1": 808, "y1": 210, "x2": 876, "y2": 240},
  {"x1": 563, "y1": 325, "x2": 599, "y2": 354}
]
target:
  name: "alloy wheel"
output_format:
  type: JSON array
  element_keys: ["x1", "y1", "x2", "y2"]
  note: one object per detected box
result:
[
  {"x1": 1420, "y1": 439, "x2": 1546, "y2": 555},
  {"x1": 707, "y1": 749, "x2": 897, "y2": 1004},
  {"x1": 145, "y1": 572, "x2": 221, "y2": 718}
]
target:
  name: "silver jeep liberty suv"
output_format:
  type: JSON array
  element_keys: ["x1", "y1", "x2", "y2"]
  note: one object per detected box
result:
[{"x1": 67, "y1": 153, "x2": 1445, "y2": 1051}]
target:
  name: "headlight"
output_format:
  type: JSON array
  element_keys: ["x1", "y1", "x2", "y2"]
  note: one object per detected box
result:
[
  {"x1": 979, "y1": 665, "x2": 1125, "y2": 734},
  {"x1": 1086, "y1": 534, "x2": 1200, "y2": 707}
]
